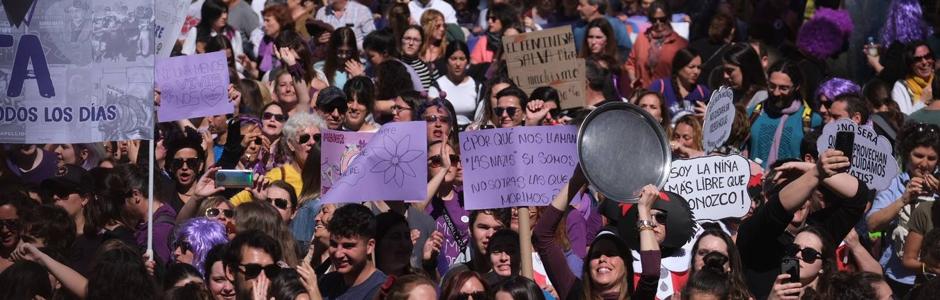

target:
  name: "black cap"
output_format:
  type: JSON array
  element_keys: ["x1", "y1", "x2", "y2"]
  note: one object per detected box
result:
[
  {"x1": 316, "y1": 86, "x2": 347, "y2": 108},
  {"x1": 620, "y1": 191, "x2": 696, "y2": 251},
  {"x1": 41, "y1": 164, "x2": 93, "y2": 195}
]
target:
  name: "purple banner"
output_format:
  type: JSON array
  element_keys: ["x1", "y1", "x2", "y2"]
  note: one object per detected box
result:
[
  {"x1": 155, "y1": 51, "x2": 232, "y2": 122},
  {"x1": 321, "y1": 122, "x2": 428, "y2": 204},
  {"x1": 459, "y1": 125, "x2": 579, "y2": 209}
]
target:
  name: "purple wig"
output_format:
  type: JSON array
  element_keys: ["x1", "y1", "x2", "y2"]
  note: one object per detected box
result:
[
  {"x1": 815, "y1": 77, "x2": 862, "y2": 102},
  {"x1": 814, "y1": 8, "x2": 853, "y2": 39},
  {"x1": 797, "y1": 18, "x2": 845, "y2": 60},
  {"x1": 174, "y1": 218, "x2": 228, "y2": 276},
  {"x1": 881, "y1": 0, "x2": 933, "y2": 47}
]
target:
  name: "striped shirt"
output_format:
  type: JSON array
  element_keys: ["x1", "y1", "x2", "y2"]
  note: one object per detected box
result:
[{"x1": 402, "y1": 57, "x2": 440, "y2": 91}]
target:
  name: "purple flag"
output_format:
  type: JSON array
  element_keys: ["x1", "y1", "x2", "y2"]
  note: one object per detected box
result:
[
  {"x1": 321, "y1": 122, "x2": 428, "y2": 204},
  {"x1": 155, "y1": 51, "x2": 232, "y2": 122},
  {"x1": 459, "y1": 125, "x2": 579, "y2": 210}
]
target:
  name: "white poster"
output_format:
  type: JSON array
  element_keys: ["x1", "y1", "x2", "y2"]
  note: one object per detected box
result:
[{"x1": 816, "y1": 119, "x2": 899, "y2": 191}]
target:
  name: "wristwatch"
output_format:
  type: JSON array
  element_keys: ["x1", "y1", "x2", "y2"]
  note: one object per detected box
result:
[{"x1": 637, "y1": 219, "x2": 657, "y2": 231}]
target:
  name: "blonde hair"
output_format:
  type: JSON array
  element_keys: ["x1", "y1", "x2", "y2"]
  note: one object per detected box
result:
[{"x1": 420, "y1": 9, "x2": 447, "y2": 59}]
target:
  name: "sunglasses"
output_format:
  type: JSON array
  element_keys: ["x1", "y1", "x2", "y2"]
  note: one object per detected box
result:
[
  {"x1": 173, "y1": 240, "x2": 193, "y2": 253},
  {"x1": 169, "y1": 158, "x2": 202, "y2": 170},
  {"x1": 51, "y1": 188, "x2": 79, "y2": 200},
  {"x1": 549, "y1": 108, "x2": 562, "y2": 118},
  {"x1": 651, "y1": 16, "x2": 669, "y2": 24},
  {"x1": 205, "y1": 208, "x2": 235, "y2": 219},
  {"x1": 914, "y1": 54, "x2": 935, "y2": 63},
  {"x1": 456, "y1": 292, "x2": 489, "y2": 300},
  {"x1": 0, "y1": 219, "x2": 20, "y2": 231},
  {"x1": 269, "y1": 198, "x2": 290, "y2": 210},
  {"x1": 651, "y1": 211, "x2": 668, "y2": 224},
  {"x1": 322, "y1": 103, "x2": 349, "y2": 114},
  {"x1": 424, "y1": 114, "x2": 450, "y2": 124},
  {"x1": 239, "y1": 263, "x2": 281, "y2": 280},
  {"x1": 298, "y1": 133, "x2": 321, "y2": 144},
  {"x1": 429, "y1": 154, "x2": 460, "y2": 168},
  {"x1": 493, "y1": 107, "x2": 519, "y2": 117},
  {"x1": 262, "y1": 112, "x2": 288, "y2": 122},
  {"x1": 788, "y1": 245, "x2": 823, "y2": 264}
]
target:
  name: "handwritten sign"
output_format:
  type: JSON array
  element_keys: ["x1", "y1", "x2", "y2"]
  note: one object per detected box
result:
[
  {"x1": 502, "y1": 27, "x2": 586, "y2": 109},
  {"x1": 155, "y1": 51, "x2": 232, "y2": 122},
  {"x1": 664, "y1": 155, "x2": 751, "y2": 220},
  {"x1": 321, "y1": 122, "x2": 428, "y2": 203},
  {"x1": 815, "y1": 119, "x2": 899, "y2": 191},
  {"x1": 459, "y1": 125, "x2": 579, "y2": 210},
  {"x1": 702, "y1": 86, "x2": 734, "y2": 153},
  {"x1": 320, "y1": 129, "x2": 374, "y2": 195}
]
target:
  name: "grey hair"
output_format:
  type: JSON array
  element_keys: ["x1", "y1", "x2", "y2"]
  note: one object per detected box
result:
[{"x1": 282, "y1": 112, "x2": 325, "y2": 143}]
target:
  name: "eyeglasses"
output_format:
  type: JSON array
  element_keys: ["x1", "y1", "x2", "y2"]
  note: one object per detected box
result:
[
  {"x1": 424, "y1": 114, "x2": 450, "y2": 124},
  {"x1": 269, "y1": 198, "x2": 290, "y2": 210},
  {"x1": 914, "y1": 53, "x2": 935, "y2": 63},
  {"x1": 238, "y1": 263, "x2": 281, "y2": 280},
  {"x1": 915, "y1": 123, "x2": 940, "y2": 134},
  {"x1": 651, "y1": 16, "x2": 669, "y2": 24},
  {"x1": 429, "y1": 154, "x2": 460, "y2": 168},
  {"x1": 321, "y1": 103, "x2": 348, "y2": 114},
  {"x1": 262, "y1": 112, "x2": 288, "y2": 122},
  {"x1": 456, "y1": 292, "x2": 488, "y2": 300},
  {"x1": 0, "y1": 219, "x2": 20, "y2": 231},
  {"x1": 651, "y1": 211, "x2": 668, "y2": 224},
  {"x1": 298, "y1": 133, "x2": 321, "y2": 144},
  {"x1": 173, "y1": 240, "x2": 192, "y2": 254},
  {"x1": 392, "y1": 105, "x2": 412, "y2": 114},
  {"x1": 169, "y1": 157, "x2": 202, "y2": 170},
  {"x1": 205, "y1": 208, "x2": 235, "y2": 219},
  {"x1": 788, "y1": 244, "x2": 823, "y2": 264},
  {"x1": 768, "y1": 83, "x2": 793, "y2": 94},
  {"x1": 493, "y1": 106, "x2": 519, "y2": 117}
]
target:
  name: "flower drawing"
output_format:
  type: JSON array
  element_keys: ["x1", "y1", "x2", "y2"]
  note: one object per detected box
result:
[{"x1": 370, "y1": 134, "x2": 422, "y2": 187}]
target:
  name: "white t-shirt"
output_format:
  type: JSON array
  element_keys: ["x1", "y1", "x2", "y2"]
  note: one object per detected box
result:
[
  {"x1": 436, "y1": 76, "x2": 478, "y2": 126},
  {"x1": 409, "y1": 0, "x2": 458, "y2": 24}
]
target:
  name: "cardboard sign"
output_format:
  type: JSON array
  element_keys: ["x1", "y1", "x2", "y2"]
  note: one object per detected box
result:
[
  {"x1": 701, "y1": 86, "x2": 734, "y2": 153},
  {"x1": 0, "y1": 0, "x2": 154, "y2": 143},
  {"x1": 155, "y1": 51, "x2": 232, "y2": 122},
  {"x1": 459, "y1": 125, "x2": 579, "y2": 210},
  {"x1": 815, "y1": 119, "x2": 899, "y2": 191},
  {"x1": 321, "y1": 122, "x2": 428, "y2": 203},
  {"x1": 320, "y1": 129, "x2": 373, "y2": 196},
  {"x1": 502, "y1": 27, "x2": 586, "y2": 109},
  {"x1": 664, "y1": 155, "x2": 752, "y2": 220}
]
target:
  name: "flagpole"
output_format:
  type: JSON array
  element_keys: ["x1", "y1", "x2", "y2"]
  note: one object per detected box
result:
[{"x1": 146, "y1": 138, "x2": 155, "y2": 261}]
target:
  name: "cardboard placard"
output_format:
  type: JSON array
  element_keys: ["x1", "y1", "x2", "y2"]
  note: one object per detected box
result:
[
  {"x1": 701, "y1": 86, "x2": 734, "y2": 153},
  {"x1": 664, "y1": 155, "x2": 752, "y2": 220},
  {"x1": 502, "y1": 27, "x2": 586, "y2": 109},
  {"x1": 815, "y1": 119, "x2": 899, "y2": 191}
]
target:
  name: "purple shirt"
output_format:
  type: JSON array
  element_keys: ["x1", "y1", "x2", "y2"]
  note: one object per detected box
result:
[
  {"x1": 135, "y1": 204, "x2": 177, "y2": 264},
  {"x1": 425, "y1": 193, "x2": 470, "y2": 275},
  {"x1": 6, "y1": 149, "x2": 58, "y2": 185}
]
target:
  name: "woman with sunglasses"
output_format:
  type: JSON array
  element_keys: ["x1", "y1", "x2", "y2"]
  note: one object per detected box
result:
[
  {"x1": 868, "y1": 122, "x2": 940, "y2": 295},
  {"x1": 470, "y1": 3, "x2": 517, "y2": 65},
  {"x1": 260, "y1": 103, "x2": 287, "y2": 144},
  {"x1": 417, "y1": 140, "x2": 467, "y2": 276},
  {"x1": 892, "y1": 42, "x2": 935, "y2": 114},
  {"x1": 167, "y1": 137, "x2": 208, "y2": 205},
  {"x1": 249, "y1": 180, "x2": 299, "y2": 224},
  {"x1": 525, "y1": 86, "x2": 564, "y2": 126},
  {"x1": 768, "y1": 225, "x2": 837, "y2": 300},
  {"x1": 417, "y1": 98, "x2": 459, "y2": 144},
  {"x1": 440, "y1": 270, "x2": 489, "y2": 300},
  {"x1": 172, "y1": 218, "x2": 229, "y2": 276},
  {"x1": 624, "y1": 1, "x2": 688, "y2": 91},
  {"x1": 469, "y1": 75, "x2": 515, "y2": 131},
  {"x1": 197, "y1": 196, "x2": 237, "y2": 238},
  {"x1": 491, "y1": 87, "x2": 528, "y2": 129}
]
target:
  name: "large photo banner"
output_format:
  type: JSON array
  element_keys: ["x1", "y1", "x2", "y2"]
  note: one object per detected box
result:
[
  {"x1": 0, "y1": 0, "x2": 154, "y2": 143},
  {"x1": 459, "y1": 125, "x2": 579, "y2": 210}
]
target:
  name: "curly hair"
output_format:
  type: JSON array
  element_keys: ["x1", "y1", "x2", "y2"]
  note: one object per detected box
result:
[
  {"x1": 881, "y1": 0, "x2": 934, "y2": 47},
  {"x1": 174, "y1": 218, "x2": 228, "y2": 276},
  {"x1": 327, "y1": 203, "x2": 376, "y2": 240},
  {"x1": 896, "y1": 122, "x2": 940, "y2": 172}
]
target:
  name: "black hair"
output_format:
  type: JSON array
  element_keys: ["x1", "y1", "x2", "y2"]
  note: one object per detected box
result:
[
  {"x1": 445, "y1": 39, "x2": 471, "y2": 61},
  {"x1": 163, "y1": 263, "x2": 204, "y2": 291},
  {"x1": 196, "y1": 0, "x2": 229, "y2": 40},
  {"x1": 903, "y1": 41, "x2": 933, "y2": 75},
  {"x1": 21, "y1": 204, "x2": 75, "y2": 258},
  {"x1": 268, "y1": 268, "x2": 307, "y2": 300},
  {"x1": 584, "y1": 0, "x2": 608, "y2": 15},
  {"x1": 530, "y1": 86, "x2": 560, "y2": 105},
  {"x1": 833, "y1": 94, "x2": 872, "y2": 124},
  {"x1": 274, "y1": 30, "x2": 316, "y2": 83},
  {"x1": 344, "y1": 76, "x2": 376, "y2": 115},
  {"x1": 164, "y1": 282, "x2": 213, "y2": 300},
  {"x1": 469, "y1": 209, "x2": 512, "y2": 230},
  {"x1": 87, "y1": 241, "x2": 159, "y2": 300},
  {"x1": 363, "y1": 28, "x2": 400, "y2": 58},
  {"x1": 327, "y1": 203, "x2": 376, "y2": 240},
  {"x1": 495, "y1": 86, "x2": 529, "y2": 108},
  {"x1": 202, "y1": 244, "x2": 228, "y2": 280},
  {"x1": 0, "y1": 260, "x2": 54, "y2": 300},
  {"x1": 821, "y1": 272, "x2": 878, "y2": 300},
  {"x1": 102, "y1": 164, "x2": 151, "y2": 225},
  {"x1": 480, "y1": 74, "x2": 517, "y2": 125},
  {"x1": 672, "y1": 48, "x2": 699, "y2": 76},
  {"x1": 646, "y1": 0, "x2": 672, "y2": 20},
  {"x1": 585, "y1": 59, "x2": 617, "y2": 100},
  {"x1": 681, "y1": 264, "x2": 730, "y2": 300},
  {"x1": 488, "y1": 3, "x2": 520, "y2": 33},
  {"x1": 767, "y1": 60, "x2": 804, "y2": 96},
  {"x1": 224, "y1": 230, "x2": 284, "y2": 272},
  {"x1": 896, "y1": 122, "x2": 940, "y2": 171},
  {"x1": 800, "y1": 129, "x2": 821, "y2": 160},
  {"x1": 494, "y1": 276, "x2": 546, "y2": 300},
  {"x1": 487, "y1": 229, "x2": 521, "y2": 276},
  {"x1": 398, "y1": 91, "x2": 425, "y2": 121},
  {"x1": 375, "y1": 60, "x2": 416, "y2": 100},
  {"x1": 722, "y1": 43, "x2": 766, "y2": 99},
  {"x1": 324, "y1": 27, "x2": 360, "y2": 86}
]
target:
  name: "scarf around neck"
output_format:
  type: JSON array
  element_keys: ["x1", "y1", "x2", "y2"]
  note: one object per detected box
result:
[
  {"x1": 766, "y1": 99, "x2": 802, "y2": 166},
  {"x1": 905, "y1": 74, "x2": 933, "y2": 104}
]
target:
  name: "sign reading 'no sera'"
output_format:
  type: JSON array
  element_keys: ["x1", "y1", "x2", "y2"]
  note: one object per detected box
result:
[{"x1": 815, "y1": 119, "x2": 899, "y2": 191}]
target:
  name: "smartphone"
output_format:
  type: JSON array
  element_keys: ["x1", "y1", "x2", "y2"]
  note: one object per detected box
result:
[
  {"x1": 781, "y1": 257, "x2": 800, "y2": 284},
  {"x1": 216, "y1": 169, "x2": 254, "y2": 189},
  {"x1": 835, "y1": 131, "x2": 854, "y2": 163}
]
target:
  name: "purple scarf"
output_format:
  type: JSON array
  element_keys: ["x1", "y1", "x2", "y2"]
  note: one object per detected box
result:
[{"x1": 766, "y1": 100, "x2": 802, "y2": 166}]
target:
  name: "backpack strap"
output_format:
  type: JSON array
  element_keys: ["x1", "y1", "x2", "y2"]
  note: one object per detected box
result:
[{"x1": 801, "y1": 99, "x2": 813, "y2": 135}]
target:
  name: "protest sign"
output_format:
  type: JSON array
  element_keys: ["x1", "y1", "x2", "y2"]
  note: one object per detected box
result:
[
  {"x1": 320, "y1": 129, "x2": 374, "y2": 195},
  {"x1": 815, "y1": 119, "x2": 899, "y2": 191},
  {"x1": 459, "y1": 125, "x2": 579, "y2": 210},
  {"x1": 155, "y1": 51, "x2": 232, "y2": 122},
  {"x1": 322, "y1": 122, "x2": 428, "y2": 204},
  {"x1": 0, "y1": 0, "x2": 154, "y2": 143},
  {"x1": 701, "y1": 86, "x2": 734, "y2": 153},
  {"x1": 502, "y1": 27, "x2": 586, "y2": 109},
  {"x1": 664, "y1": 155, "x2": 751, "y2": 220},
  {"x1": 154, "y1": 0, "x2": 190, "y2": 58}
]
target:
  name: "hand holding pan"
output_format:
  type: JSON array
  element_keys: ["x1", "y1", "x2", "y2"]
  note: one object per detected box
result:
[{"x1": 577, "y1": 102, "x2": 672, "y2": 203}]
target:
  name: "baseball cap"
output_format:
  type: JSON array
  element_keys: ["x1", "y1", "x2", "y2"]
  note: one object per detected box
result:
[
  {"x1": 316, "y1": 86, "x2": 347, "y2": 111},
  {"x1": 41, "y1": 164, "x2": 93, "y2": 196}
]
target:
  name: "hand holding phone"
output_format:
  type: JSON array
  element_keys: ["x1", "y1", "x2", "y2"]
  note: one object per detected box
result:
[
  {"x1": 215, "y1": 169, "x2": 254, "y2": 189},
  {"x1": 835, "y1": 131, "x2": 854, "y2": 165}
]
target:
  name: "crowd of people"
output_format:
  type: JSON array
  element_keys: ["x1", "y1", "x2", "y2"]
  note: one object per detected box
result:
[{"x1": 3, "y1": 0, "x2": 940, "y2": 299}]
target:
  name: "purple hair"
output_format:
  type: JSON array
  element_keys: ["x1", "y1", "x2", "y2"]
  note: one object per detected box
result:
[
  {"x1": 815, "y1": 77, "x2": 862, "y2": 102},
  {"x1": 814, "y1": 8, "x2": 853, "y2": 39},
  {"x1": 174, "y1": 218, "x2": 228, "y2": 276},
  {"x1": 881, "y1": 0, "x2": 933, "y2": 47},
  {"x1": 797, "y1": 18, "x2": 846, "y2": 60}
]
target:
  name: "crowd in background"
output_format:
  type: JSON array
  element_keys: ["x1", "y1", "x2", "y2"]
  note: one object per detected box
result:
[{"x1": 3, "y1": 0, "x2": 940, "y2": 299}]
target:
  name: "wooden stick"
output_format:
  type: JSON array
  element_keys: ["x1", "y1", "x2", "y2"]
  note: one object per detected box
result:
[{"x1": 519, "y1": 207, "x2": 533, "y2": 279}]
